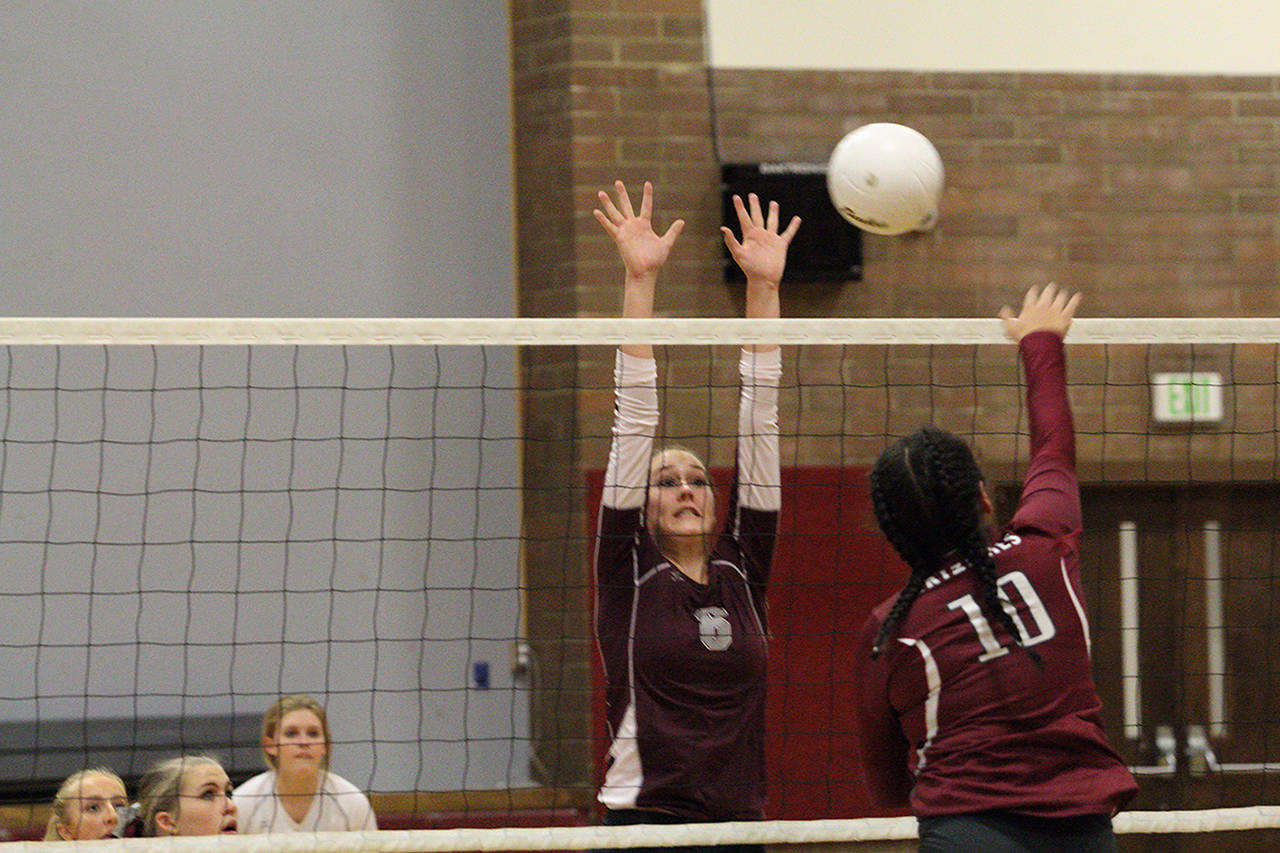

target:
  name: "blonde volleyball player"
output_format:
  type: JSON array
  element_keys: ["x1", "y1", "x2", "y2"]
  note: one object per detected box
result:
[
  {"x1": 44, "y1": 768, "x2": 129, "y2": 840},
  {"x1": 857, "y1": 286, "x2": 1137, "y2": 852},
  {"x1": 136, "y1": 755, "x2": 238, "y2": 836},
  {"x1": 592, "y1": 181, "x2": 798, "y2": 850},
  {"x1": 233, "y1": 694, "x2": 377, "y2": 833}
]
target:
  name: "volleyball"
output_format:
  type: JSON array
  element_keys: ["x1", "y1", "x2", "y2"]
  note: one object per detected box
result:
[{"x1": 826, "y1": 123, "x2": 944, "y2": 236}]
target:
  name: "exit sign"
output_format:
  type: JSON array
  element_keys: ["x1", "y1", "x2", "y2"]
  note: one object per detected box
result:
[{"x1": 1151, "y1": 372, "x2": 1224, "y2": 423}]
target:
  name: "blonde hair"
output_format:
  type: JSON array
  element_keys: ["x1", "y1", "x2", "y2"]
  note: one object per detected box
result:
[
  {"x1": 136, "y1": 755, "x2": 223, "y2": 837},
  {"x1": 260, "y1": 694, "x2": 332, "y2": 771},
  {"x1": 43, "y1": 767, "x2": 126, "y2": 841},
  {"x1": 649, "y1": 444, "x2": 709, "y2": 476}
]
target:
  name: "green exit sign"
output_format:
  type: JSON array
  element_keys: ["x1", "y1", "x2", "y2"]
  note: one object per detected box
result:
[{"x1": 1151, "y1": 372, "x2": 1223, "y2": 423}]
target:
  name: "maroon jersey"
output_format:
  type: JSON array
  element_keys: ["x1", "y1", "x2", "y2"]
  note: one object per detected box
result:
[
  {"x1": 856, "y1": 331, "x2": 1137, "y2": 818},
  {"x1": 595, "y1": 349, "x2": 780, "y2": 821}
]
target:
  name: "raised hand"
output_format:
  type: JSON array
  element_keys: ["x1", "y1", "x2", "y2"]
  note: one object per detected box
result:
[
  {"x1": 999, "y1": 283, "x2": 1083, "y2": 342},
  {"x1": 594, "y1": 180, "x2": 685, "y2": 282},
  {"x1": 722, "y1": 193, "x2": 801, "y2": 290}
]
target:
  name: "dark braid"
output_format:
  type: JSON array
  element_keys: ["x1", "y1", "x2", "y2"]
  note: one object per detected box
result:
[
  {"x1": 870, "y1": 571, "x2": 928, "y2": 657},
  {"x1": 923, "y1": 431, "x2": 1034, "y2": 658},
  {"x1": 869, "y1": 426, "x2": 1038, "y2": 663},
  {"x1": 867, "y1": 437, "x2": 947, "y2": 656}
]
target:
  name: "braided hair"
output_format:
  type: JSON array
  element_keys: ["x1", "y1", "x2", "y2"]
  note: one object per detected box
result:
[{"x1": 868, "y1": 426, "x2": 1036, "y2": 663}]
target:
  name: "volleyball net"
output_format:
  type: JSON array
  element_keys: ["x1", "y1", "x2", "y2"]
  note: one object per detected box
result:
[{"x1": 0, "y1": 316, "x2": 1278, "y2": 849}]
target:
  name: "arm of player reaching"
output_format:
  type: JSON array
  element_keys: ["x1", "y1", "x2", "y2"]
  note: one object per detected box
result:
[
  {"x1": 594, "y1": 181, "x2": 683, "y2": 511},
  {"x1": 855, "y1": 616, "x2": 915, "y2": 808},
  {"x1": 722, "y1": 192, "x2": 797, "y2": 513},
  {"x1": 999, "y1": 284, "x2": 1082, "y2": 535}
]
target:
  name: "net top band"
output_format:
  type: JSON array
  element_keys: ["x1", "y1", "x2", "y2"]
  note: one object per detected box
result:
[{"x1": 0, "y1": 317, "x2": 1277, "y2": 346}]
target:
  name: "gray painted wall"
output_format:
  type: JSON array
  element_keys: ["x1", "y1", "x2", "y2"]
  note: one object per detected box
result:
[{"x1": 0, "y1": 2, "x2": 527, "y2": 793}]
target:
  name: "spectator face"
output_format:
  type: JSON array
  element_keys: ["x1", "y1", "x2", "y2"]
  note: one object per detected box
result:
[
  {"x1": 56, "y1": 773, "x2": 128, "y2": 840},
  {"x1": 265, "y1": 708, "x2": 329, "y2": 776},
  {"x1": 156, "y1": 763, "x2": 237, "y2": 836}
]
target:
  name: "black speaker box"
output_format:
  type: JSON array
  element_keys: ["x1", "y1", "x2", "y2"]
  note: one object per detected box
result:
[{"x1": 721, "y1": 162, "x2": 862, "y2": 284}]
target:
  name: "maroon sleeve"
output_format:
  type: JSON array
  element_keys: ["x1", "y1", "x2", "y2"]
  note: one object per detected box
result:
[
  {"x1": 726, "y1": 496, "x2": 777, "y2": 591},
  {"x1": 596, "y1": 504, "x2": 642, "y2": 586},
  {"x1": 855, "y1": 613, "x2": 914, "y2": 808},
  {"x1": 1009, "y1": 330, "x2": 1080, "y2": 538}
]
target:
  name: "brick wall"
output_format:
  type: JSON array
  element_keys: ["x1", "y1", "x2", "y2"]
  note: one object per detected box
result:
[
  {"x1": 513, "y1": 4, "x2": 1280, "y2": 789},
  {"x1": 714, "y1": 70, "x2": 1280, "y2": 318}
]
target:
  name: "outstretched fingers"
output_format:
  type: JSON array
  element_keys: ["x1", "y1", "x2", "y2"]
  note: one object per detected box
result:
[
  {"x1": 594, "y1": 179, "x2": 683, "y2": 281},
  {"x1": 1048, "y1": 284, "x2": 1082, "y2": 320},
  {"x1": 1064, "y1": 290, "x2": 1083, "y2": 318},
  {"x1": 602, "y1": 182, "x2": 628, "y2": 218},
  {"x1": 999, "y1": 282, "x2": 1082, "y2": 342},
  {"x1": 1032, "y1": 282, "x2": 1081, "y2": 321},
  {"x1": 729, "y1": 193, "x2": 801, "y2": 243},
  {"x1": 593, "y1": 180, "x2": 641, "y2": 227},
  {"x1": 730, "y1": 193, "x2": 751, "y2": 233},
  {"x1": 592, "y1": 205, "x2": 618, "y2": 238}
]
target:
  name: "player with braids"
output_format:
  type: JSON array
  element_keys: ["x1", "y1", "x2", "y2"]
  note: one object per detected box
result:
[
  {"x1": 857, "y1": 285, "x2": 1137, "y2": 853},
  {"x1": 869, "y1": 427, "x2": 1036, "y2": 665}
]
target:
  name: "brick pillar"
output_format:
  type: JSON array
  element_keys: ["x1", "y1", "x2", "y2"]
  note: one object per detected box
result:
[{"x1": 512, "y1": 0, "x2": 718, "y2": 789}]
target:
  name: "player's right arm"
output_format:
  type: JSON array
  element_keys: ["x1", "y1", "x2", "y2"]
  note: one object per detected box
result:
[
  {"x1": 594, "y1": 179, "x2": 682, "y2": 510},
  {"x1": 602, "y1": 351, "x2": 656, "y2": 513},
  {"x1": 999, "y1": 284, "x2": 1083, "y2": 536},
  {"x1": 593, "y1": 182, "x2": 680, "y2": 569}
]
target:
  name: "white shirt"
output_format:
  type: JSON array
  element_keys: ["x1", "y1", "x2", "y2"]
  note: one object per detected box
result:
[{"x1": 233, "y1": 770, "x2": 377, "y2": 833}]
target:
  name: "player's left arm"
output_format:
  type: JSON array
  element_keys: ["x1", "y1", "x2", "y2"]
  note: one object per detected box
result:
[
  {"x1": 726, "y1": 191, "x2": 794, "y2": 512},
  {"x1": 725, "y1": 193, "x2": 795, "y2": 582},
  {"x1": 855, "y1": 617, "x2": 915, "y2": 807}
]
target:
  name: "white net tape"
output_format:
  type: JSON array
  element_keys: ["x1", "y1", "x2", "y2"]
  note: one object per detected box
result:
[
  {"x1": 6, "y1": 808, "x2": 1280, "y2": 852},
  {"x1": 1, "y1": 316, "x2": 1279, "y2": 346}
]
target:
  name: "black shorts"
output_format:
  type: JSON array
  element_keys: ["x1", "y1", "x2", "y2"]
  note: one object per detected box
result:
[
  {"x1": 592, "y1": 808, "x2": 765, "y2": 853},
  {"x1": 917, "y1": 811, "x2": 1117, "y2": 853}
]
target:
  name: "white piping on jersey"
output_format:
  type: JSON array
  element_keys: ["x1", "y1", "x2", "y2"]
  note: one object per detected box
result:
[
  {"x1": 1060, "y1": 556, "x2": 1092, "y2": 658},
  {"x1": 712, "y1": 557, "x2": 769, "y2": 639},
  {"x1": 605, "y1": 550, "x2": 693, "y2": 810},
  {"x1": 898, "y1": 637, "x2": 941, "y2": 774},
  {"x1": 599, "y1": 704, "x2": 642, "y2": 809},
  {"x1": 599, "y1": 542, "x2": 649, "y2": 810}
]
